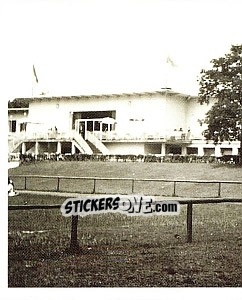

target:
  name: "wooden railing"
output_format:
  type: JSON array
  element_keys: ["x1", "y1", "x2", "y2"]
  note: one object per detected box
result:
[
  {"x1": 11, "y1": 175, "x2": 242, "y2": 197},
  {"x1": 9, "y1": 197, "x2": 242, "y2": 252},
  {"x1": 9, "y1": 175, "x2": 242, "y2": 250}
]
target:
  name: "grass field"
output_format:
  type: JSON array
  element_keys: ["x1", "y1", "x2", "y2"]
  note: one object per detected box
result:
[
  {"x1": 9, "y1": 161, "x2": 242, "y2": 197},
  {"x1": 8, "y1": 161, "x2": 242, "y2": 287}
]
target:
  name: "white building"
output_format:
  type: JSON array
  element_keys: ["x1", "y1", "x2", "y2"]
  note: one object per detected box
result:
[{"x1": 8, "y1": 90, "x2": 240, "y2": 158}]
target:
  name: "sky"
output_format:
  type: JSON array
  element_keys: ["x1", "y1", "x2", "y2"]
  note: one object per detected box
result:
[{"x1": 1, "y1": 0, "x2": 242, "y2": 101}]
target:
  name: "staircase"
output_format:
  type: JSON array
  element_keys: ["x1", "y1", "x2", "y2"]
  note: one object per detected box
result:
[
  {"x1": 8, "y1": 136, "x2": 24, "y2": 153},
  {"x1": 86, "y1": 131, "x2": 110, "y2": 155},
  {"x1": 72, "y1": 132, "x2": 93, "y2": 154},
  {"x1": 8, "y1": 131, "x2": 109, "y2": 156},
  {"x1": 86, "y1": 141, "x2": 102, "y2": 155}
]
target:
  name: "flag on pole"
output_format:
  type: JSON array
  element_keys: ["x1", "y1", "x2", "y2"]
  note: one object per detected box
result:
[
  {"x1": 166, "y1": 56, "x2": 176, "y2": 67},
  {"x1": 162, "y1": 56, "x2": 177, "y2": 90},
  {"x1": 33, "y1": 65, "x2": 39, "y2": 83}
]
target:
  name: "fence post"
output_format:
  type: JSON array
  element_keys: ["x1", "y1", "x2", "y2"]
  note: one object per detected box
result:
[
  {"x1": 69, "y1": 215, "x2": 80, "y2": 253},
  {"x1": 172, "y1": 181, "x2": 177, "y2": 196},
  {"x1": 24, "y1": 176, "x2": 27, "y2": 190},
  {"x1": 218, "y1": 182, "x2": 221, "y2": 197},
  {"x1": 131, "y1": 179, "x2": 135, "y2": 193},
  {"x1": 93, "y1": 178, "x2": 96, "y2": 194},
  {"x1": 57, "y1": 177, "x2": 60, "y2": 192},
  {"x1": 187, "y1": 203, "x2": 193, "y2": 243}
]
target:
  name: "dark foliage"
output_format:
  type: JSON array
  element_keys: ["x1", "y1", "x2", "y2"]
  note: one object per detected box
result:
[
  {"x1": 8, "y1": 98, "x2": 30, "y2": 108},
  {"x1": 198, "y1": 45, "x2": 242, "y2": 162}
]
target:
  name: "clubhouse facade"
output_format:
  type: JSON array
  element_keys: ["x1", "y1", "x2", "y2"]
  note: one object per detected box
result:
[{"x1": 8, "y1": 90, "x2": 240, "y2": 158}]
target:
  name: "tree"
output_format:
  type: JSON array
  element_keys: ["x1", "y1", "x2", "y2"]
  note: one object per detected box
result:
[
  {"x1": 8, "y1": 98, "x2": 30, "y2": 108},
  {"x1": 199, "y1": 45, "x2": 242, "y2": 164}
]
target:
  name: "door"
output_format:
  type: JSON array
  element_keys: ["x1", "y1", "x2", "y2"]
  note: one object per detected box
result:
[{"x1": 79, "y1": 121, "x2": 85, "y2": 138}]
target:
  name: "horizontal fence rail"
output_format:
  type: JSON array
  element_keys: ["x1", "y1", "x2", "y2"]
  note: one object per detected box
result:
[
  {"x1": 11, "y1": 175, "x2": 242, "y2": 197},
  {"x1": 8, "y1": 198, "x2": 242, "y2": 248}
]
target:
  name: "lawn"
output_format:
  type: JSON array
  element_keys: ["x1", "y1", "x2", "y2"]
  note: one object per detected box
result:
[
  {"x1": 8, "y1": 161, "x2": 242, "y2": 287},
  {"x1": 9, "y1": 160, "x2": 242, "y2": 180},
  {"x1": 9, "y1": 161, "x2": 242, "y2": 197}
]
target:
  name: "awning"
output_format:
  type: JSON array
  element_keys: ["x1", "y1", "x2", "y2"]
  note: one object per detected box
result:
[{"x1": 102, "y1": 117, "x2": 116, "y2": 125}]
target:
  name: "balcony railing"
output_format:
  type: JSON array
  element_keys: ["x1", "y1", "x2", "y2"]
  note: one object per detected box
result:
[
  {"x1": 8, "y1": 131, "x2": 72, "y2": 141},
  {"x1": 100, "y1": 131, "x2": 194, "y2": 142},
  {"x1": 8, "y1": 130, "x2": 200, "y2": 143}
]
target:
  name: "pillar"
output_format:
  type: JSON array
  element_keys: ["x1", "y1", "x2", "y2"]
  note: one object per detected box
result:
[
  {"x1": 99, "y1": 121, "x2": 102, "y2": 141},
  {"x1": 75, "y1": 119, "x2": 79, "y2": 133},
  {"x1": 215, "y1": 145, "x2": 221, "y2": 157},
  {"x1": 232, "y1": 145, "x2": 238, "y2": 155},
  {"x1": 84, "y1": 120, "x2": 87, "y2": 140},
  {"x1": 181, "y1": 145, "x2": 187, "y2": 156},
  {"x1": 71, "y1": 142, "x2": 76, "y2": 155},
  {"x1": 197, "y1": 146, "x2": 204, "y2": 156},
  {"x1": 161, "y1": 143, "x2": 166, "y2": 156},
  {"x1": 21, "y1": 142, "x2": 26, "y2": 154},
  {"x1": 35, "y1": 141, "x2": 39, "y2": 156},
  {"x1": 69, "y1": 111, "x2": 73, "y2": 131},
  {"x1": 57, "y1": 141, "x2": 62, "y2": 154}
]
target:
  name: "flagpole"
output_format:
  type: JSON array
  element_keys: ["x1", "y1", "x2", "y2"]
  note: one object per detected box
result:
[
  {"x1": 164, "y1": 56, "x2": 176, "y2": 90},
  {"x1": 32, "y1": 64, "x2": 39, "y2": 97},
  {"x1": 32, "y1": 68, "x2": 34, "y2": 97}
]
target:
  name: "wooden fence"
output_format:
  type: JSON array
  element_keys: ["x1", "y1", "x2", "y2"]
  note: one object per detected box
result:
[
  {"x1": 10, "y1": 174, "x2": 242, "y2": 197},
  {"x1": 8, "y1": 197, "x2": 242, "y2": 252}
]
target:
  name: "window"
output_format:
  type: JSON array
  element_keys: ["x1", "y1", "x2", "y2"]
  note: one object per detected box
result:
[
  {"x1": 221, "y1": 148, "x2": 232, "y2": 156},
  {"x1": 187, "y1": 147, "x2": 198, "y2": 155},
  {"x1": 203, "y1": 148, "x2": 215, "y2": 156},
  {"x1": 9, "y1": 120, "x2": 16, "y2": 132},
  {"x1": 20, "y1": 122, "x2": 27, "y2": 132}
]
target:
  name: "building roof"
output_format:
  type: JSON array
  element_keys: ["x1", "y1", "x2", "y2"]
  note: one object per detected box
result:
[{"x1": 11, "y1": 90, "x2": 198, "y2": 106}]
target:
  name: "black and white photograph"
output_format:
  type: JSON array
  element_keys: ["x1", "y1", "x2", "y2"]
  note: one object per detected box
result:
[{"x1": 3, "y1": 0, "x2": 242, "y2": 299}]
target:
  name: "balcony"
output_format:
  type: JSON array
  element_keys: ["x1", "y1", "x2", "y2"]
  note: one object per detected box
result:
[
  {"x1": 8, "y1": 131, "x2": 72, "y2": 141},
  {"x1": 8, "y1": 130, "x2": 196, "y2": 145},
  {"x1": 91, "y1": 130, "x2": 196, "y2": 143},
  {"x1": 166, "y1": 133, "x2": 192, "y2": 143}
]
